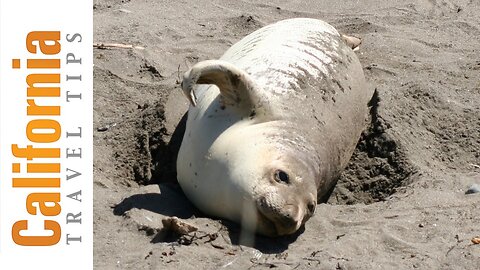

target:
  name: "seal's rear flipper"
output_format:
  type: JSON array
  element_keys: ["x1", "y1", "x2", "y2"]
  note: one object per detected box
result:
[
  {"x1": 341, "y1": 34, "x2": 362, "y2": 51},
  {"x1": 182, "y1": 60, "x2": 269, "y2": 118}
]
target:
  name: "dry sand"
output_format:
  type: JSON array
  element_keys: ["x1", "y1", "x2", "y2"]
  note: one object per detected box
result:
[{"x1": 93, "y1": 0, "x2": 480, "y2": 269}]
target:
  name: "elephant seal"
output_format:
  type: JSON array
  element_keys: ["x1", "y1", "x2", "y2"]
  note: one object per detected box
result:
[{"x1": 176, "y1": 18, "x2": 373, "y2": 236}]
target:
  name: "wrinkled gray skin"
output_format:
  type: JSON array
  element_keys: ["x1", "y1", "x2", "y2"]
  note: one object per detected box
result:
[{"x1": 177, "y1": 18, "x2": 373, "y2": 236}]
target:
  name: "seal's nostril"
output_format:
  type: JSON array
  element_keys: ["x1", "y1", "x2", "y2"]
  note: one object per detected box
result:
[{"x1": 307, "y1": 202, "x2": 315, "y2": 215}]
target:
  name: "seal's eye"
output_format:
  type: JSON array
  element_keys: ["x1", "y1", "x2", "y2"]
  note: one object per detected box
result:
[{"x1": 274, "y1": 170, "x2": 290, "y2": 184}]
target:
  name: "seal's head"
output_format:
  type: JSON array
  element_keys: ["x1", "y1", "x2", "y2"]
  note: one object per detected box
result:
[
  {"x1": 209, "y1": 122, "x2": 319, "y2": 236},
  {"x1": 253, "y1": 147, "x2": 319, "y2": 236}
]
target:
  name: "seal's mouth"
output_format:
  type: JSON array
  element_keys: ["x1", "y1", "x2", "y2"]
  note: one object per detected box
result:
[{"x1": 255, "y1": 210, "x2": 279, "y2": 236}]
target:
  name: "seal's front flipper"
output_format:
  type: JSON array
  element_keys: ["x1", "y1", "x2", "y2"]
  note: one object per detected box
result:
[
  {"x1": 341, "y1": 34, "x2": 362, "y2": 51},
  {"x1": 182, "y1": 60, "x2": 268, "y2": 118}
]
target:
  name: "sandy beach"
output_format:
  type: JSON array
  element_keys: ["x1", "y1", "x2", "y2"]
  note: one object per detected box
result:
[{"x1": 93, "y1": 0, "x2": 479, "y2": 269}]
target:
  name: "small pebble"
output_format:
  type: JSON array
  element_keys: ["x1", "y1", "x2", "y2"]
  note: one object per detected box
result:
[
  {"x1": 97, "y1": 123, "x2": 117, "y2": 132},
  {"x1": 465, "y1": 184, "x2": 480, "y2": 194},
  {"x1": 472, "y1": 237, "x2": 480, "y2": 244},
  {"x1": 117, "y1": 9, "x2": 132, "y2": 13},
  {"x1": 161, "y1": 217, "x2": 198, "y2": 235}
]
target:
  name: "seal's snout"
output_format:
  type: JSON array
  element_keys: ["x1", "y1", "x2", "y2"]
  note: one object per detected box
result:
[
  {"x1": 274, "y1": 198, "x2": 317, "y2": 235},
  {"x1": 256, "y1": 192, "x2": 318, "y2": 235},
  {"x1": 270, "y1": 211, "x2": 302, "y2": 235},
  {"x1": 275, "y1": 208, "x2": 299, "y2": 233},
  {"x1": 265, "y1": 204, "x2": 303, "y2": 236}
]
